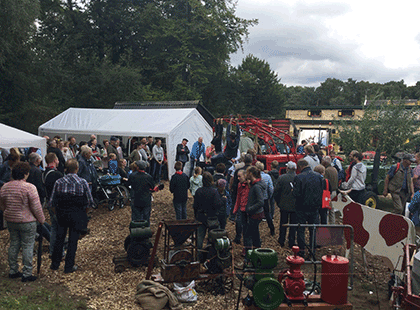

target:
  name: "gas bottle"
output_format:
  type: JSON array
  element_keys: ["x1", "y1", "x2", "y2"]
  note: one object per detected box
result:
[{"x1": 321, "y1": 254, "x2": 349, "y2": 305}]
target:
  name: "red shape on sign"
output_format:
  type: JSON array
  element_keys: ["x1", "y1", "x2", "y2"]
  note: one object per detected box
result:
[
  {"x1": 379, "y1": 214, "x2": 408, "y2": 246},
  {"x1": 343, "y1": 202, "x2": 370, "y2": 249}
]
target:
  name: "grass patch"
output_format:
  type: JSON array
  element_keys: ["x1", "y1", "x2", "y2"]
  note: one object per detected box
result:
[{"x1": 0, "y1": 286, "x2": 87, "y2": 310}]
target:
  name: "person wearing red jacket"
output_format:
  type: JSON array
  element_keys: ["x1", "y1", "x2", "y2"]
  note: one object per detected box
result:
[{"x1": 232, "y1": 170, "x2": 250, "y2": 246}]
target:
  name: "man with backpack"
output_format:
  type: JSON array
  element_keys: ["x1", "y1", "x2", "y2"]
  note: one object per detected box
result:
[
  {"x1": 383, "y1": 154, "x2": 415, "y2": 214},
  {"x1": 43, "y1": 153, "x2": 64, "y2": 256}
]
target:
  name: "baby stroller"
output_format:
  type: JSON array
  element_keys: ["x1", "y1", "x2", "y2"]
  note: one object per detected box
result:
[{"x1": 96, "y1": 163, "x2": 129, "y2": 211}]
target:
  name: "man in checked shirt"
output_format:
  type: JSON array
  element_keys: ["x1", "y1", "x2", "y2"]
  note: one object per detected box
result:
[{"x1": 49, "y1": 159, "x2": 94, "y2": 274}]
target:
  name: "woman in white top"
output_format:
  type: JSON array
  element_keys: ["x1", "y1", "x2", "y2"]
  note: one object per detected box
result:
[
  {"x1": 303, "y1": 144, "x2": 320, "y2": 170},
  {"x1": 341, "y1": 152, "x2": 366, "y2": 204},
  {"x1": 152, "y1": 139, "x2": 164, "y2": 182}
]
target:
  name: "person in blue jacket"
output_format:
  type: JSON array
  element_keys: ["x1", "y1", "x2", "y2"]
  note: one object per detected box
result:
[{"x1": 189, "y1": 137, "x2": 205, "y2": 177}]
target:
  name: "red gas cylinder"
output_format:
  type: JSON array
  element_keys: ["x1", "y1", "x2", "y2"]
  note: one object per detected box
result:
[{"x1": 321, "y1": 254, "x2": 349, "y2": 305}]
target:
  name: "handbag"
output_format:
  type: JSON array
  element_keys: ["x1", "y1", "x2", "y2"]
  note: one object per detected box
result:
[{"x1": 322, "y1": 179, "x2": 332, "y2": 209}]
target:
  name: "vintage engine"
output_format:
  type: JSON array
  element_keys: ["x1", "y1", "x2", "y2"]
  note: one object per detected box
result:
[
  {"x1": 242, "y1": 248, "x2": 284, "y2": 310},
  {"x1": 278, "y1": 246, "x2": 307, "y2": 306},
  {"x1": 124, "y1": 220, "x2": 153, "y2": 266},
  {"x1": 201, "y1": 229, "x2": 232, "y2": 274}
]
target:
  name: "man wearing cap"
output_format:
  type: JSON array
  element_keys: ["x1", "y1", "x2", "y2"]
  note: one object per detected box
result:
[
  {"x1": 274, "y1": 161, "x2": 297, "y2": 248},
  {"x1": 176, "y1": 138, "x2": 190, "y2": 170},
  {"x1": 383, "y1": 154, "x2": 415, "y2": 214},
  {"x1": 127, "y1": 160, "x2": 155, "y2": 222}
]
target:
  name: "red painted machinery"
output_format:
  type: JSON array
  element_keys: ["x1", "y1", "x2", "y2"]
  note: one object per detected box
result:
[
  {"x1": 390, "y1": 244, "x2": 420, "y2": 309},
  {"x1": 219, "y1": 115, "x2": 304, "y2": 172},
  {"x1": 278, "y1": 246, "x2": 307, "y2": 306}
]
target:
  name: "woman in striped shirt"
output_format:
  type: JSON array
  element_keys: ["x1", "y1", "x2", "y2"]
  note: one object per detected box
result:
[{"x1": 0, "y1": 162, "x2": 45, "y2": 282}]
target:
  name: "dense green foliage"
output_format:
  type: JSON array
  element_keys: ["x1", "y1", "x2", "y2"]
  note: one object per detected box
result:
[
  {"x1": 335, "y1": 100, "x2": 420, "y2": 156},
  {"x1": 2, "y1": 0, "x2": 420, "y2": 134}
]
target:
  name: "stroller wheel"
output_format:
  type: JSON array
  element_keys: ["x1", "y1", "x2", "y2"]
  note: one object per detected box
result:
[{"x1": 108, "y1": 201, "x2": 115, "y2": 211}]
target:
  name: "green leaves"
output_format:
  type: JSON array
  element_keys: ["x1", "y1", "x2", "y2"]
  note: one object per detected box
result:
[{"x1": 335, "y1": 100, "x2": 420, "y2": 157}]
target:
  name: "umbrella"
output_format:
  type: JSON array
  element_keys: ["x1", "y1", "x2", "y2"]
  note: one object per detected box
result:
[{"x1": 36, "y1": 223, "x2": 43, "y2": 275}]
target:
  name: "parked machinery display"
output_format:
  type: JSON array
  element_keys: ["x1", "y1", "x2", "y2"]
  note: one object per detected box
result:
[
  {"x1": 200, "y1": 228, "x2": 234, "y2": 295},
  {"x1": 241, "y1": 248, "x2": 284, "y2": 310},
  {"x1": 219, "y1": 115, "x2": 304, "y2": 173},
  {"x1": 113, "y1": 220, "x2": 153, "y2": 273}
]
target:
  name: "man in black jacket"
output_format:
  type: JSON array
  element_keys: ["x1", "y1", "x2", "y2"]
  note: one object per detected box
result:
[
  {"x1": 169, "y1": 161, "x2": 190, "y2": 220},
  {"x1": 292, "y1": 159, "x2": 324, "y2": 257},
  {"x1": 50, "y1": 159, "x2": 94, "y2": 274},
  {"x1": 43, "y1": 153, "x2": 64, "y2": 255},
  {"x1": 274, "y1": 161, "x2": 297, "y2": 248},
  {"x1": 128, "y1": 160, "x2": 155, "y2": 223},
  {"x1": 175, "y1": 139, "x2": 190, "y2": 170}
]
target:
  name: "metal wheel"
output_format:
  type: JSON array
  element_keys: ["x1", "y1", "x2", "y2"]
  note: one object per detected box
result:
[
  {"x1": 362, "y1": 191, "x2": 378, "y2": 209},
  {"x1": 116, "y1": 185, "x2": 129, "y2": 208}
]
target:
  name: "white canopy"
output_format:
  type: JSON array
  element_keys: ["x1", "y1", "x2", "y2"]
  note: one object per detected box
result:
[
  {"x1": 0, "y1": 123, "x2": 47, "y2": 158},
  {"x1": 38, "y1": 107, "x2": 213, "y2": 177}
]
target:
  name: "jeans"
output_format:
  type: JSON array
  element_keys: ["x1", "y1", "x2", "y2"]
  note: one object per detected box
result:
[
  {"x1": 174, "y1": 201, "x2": 187, "y2": 220},
  {"x1": 278, "y1": 211, "x2": 297, "y2": 247},
  {"x1": 131, "y1": 204, "x2": 151, "y2": 223},
  {"x1": 218, "y1": 211, "x2": 227, "y2": 230},
  {"x1": 234, "y1": 210, "x2": 243, "y2": 242},
  {"x1": 296, "y1": 210, "x2": 319, "y2": 254},
  {"x1": 269, "y1": 196, "x2": 276, "y2": 220},
  {"x1": 51, "y1": 223, "x2": 80, "y2": 273},
  {"x1": 48, "y1": 208, "x2": 58, "y2": 255},
  {"x1": 152, "y1": 161, "x2": 162, "y2": 182},
  {"x1": 263, "y1": 199, "x2": 275, "y2": 234},
  {"x1": 7, "y1": 221, "x2": 37, "y2": 277},
  {"x1": 243, "y1": 214, "x2": 262, "y2": 251}
]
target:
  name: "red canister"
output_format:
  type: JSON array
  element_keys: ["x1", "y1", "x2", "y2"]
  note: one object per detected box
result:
[{"x1": 321, "y1": 254, "x2": 349, "y2": 305}]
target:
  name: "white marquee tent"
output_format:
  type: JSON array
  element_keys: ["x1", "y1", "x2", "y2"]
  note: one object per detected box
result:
[
  {"x1": 0, "y1": 123, "x2": 47, "y2": 158},
  {"x1": 38, "y1": 108, "x2": 213, "y2": 177}
]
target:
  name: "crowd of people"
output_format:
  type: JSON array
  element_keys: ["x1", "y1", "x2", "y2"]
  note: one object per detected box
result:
[
  {"x1": 0, "y1": 134, "x2": 165, "y2": 281},
  {"x1": 3, "y1": 119, "x2": 420, "y2": 282}
]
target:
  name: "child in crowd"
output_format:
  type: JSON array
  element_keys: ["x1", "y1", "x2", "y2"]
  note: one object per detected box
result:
[
  {"x1": 189, "y1": 166, "x2": 203, "y2": 197},
  {"x1": 216, "y1": 178, "x2": 231, "y2": 230}
]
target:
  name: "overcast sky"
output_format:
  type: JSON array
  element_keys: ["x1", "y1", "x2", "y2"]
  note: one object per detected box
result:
[{"x1": 230, "y1": 0, "x2": 420, "y2": 87}]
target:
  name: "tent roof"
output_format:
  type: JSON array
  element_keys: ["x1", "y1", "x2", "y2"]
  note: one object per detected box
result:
[
  {"x1": 39, "y1": 107, "x2": 200, "y2": 137},
  {"x1": 114, "y1": 100, "x2": 214, "y2": 126},
  {"x1": 0, "y1": 123, "x2": 46, "y2": 150}
]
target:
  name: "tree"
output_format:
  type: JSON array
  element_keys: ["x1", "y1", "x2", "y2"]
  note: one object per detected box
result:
[
  {"x1": 315, "y1": 78, "x2": 344, "y2": 106},
  {"x1": 0, "y1": 0, "x2": 40, "y2": 128},
  {"x1": 335, "y1": 100, "x2": 420, "y2": 157},
  {"x1": 229, "y1": 54, "x2": 285, "y2": 117}
]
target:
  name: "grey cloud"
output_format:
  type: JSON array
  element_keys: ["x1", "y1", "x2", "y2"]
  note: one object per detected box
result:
[
  {"x1": 292, "y1": 1, "x2": 352, "y2": 18},
  {"x1": 231, "y1": 1, "x2": 420, "y2": 87}
]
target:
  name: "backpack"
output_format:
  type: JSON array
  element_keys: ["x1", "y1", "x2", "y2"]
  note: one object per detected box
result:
[{"x1": 332, "y1": 158, "x2": 345, "y2": 182}]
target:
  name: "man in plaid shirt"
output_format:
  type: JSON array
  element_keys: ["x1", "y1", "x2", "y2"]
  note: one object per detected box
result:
[{"x1": 50, "y1": 159, "x2": 94, "y2": 274}]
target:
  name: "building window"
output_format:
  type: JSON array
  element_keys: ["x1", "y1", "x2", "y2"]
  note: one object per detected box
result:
[
  {"x1": 307, "y1": 109, "x2": 321, "y2": 117},
  {"x1": 338, "y1": 109, "x2": 355, "y2": 117}
]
